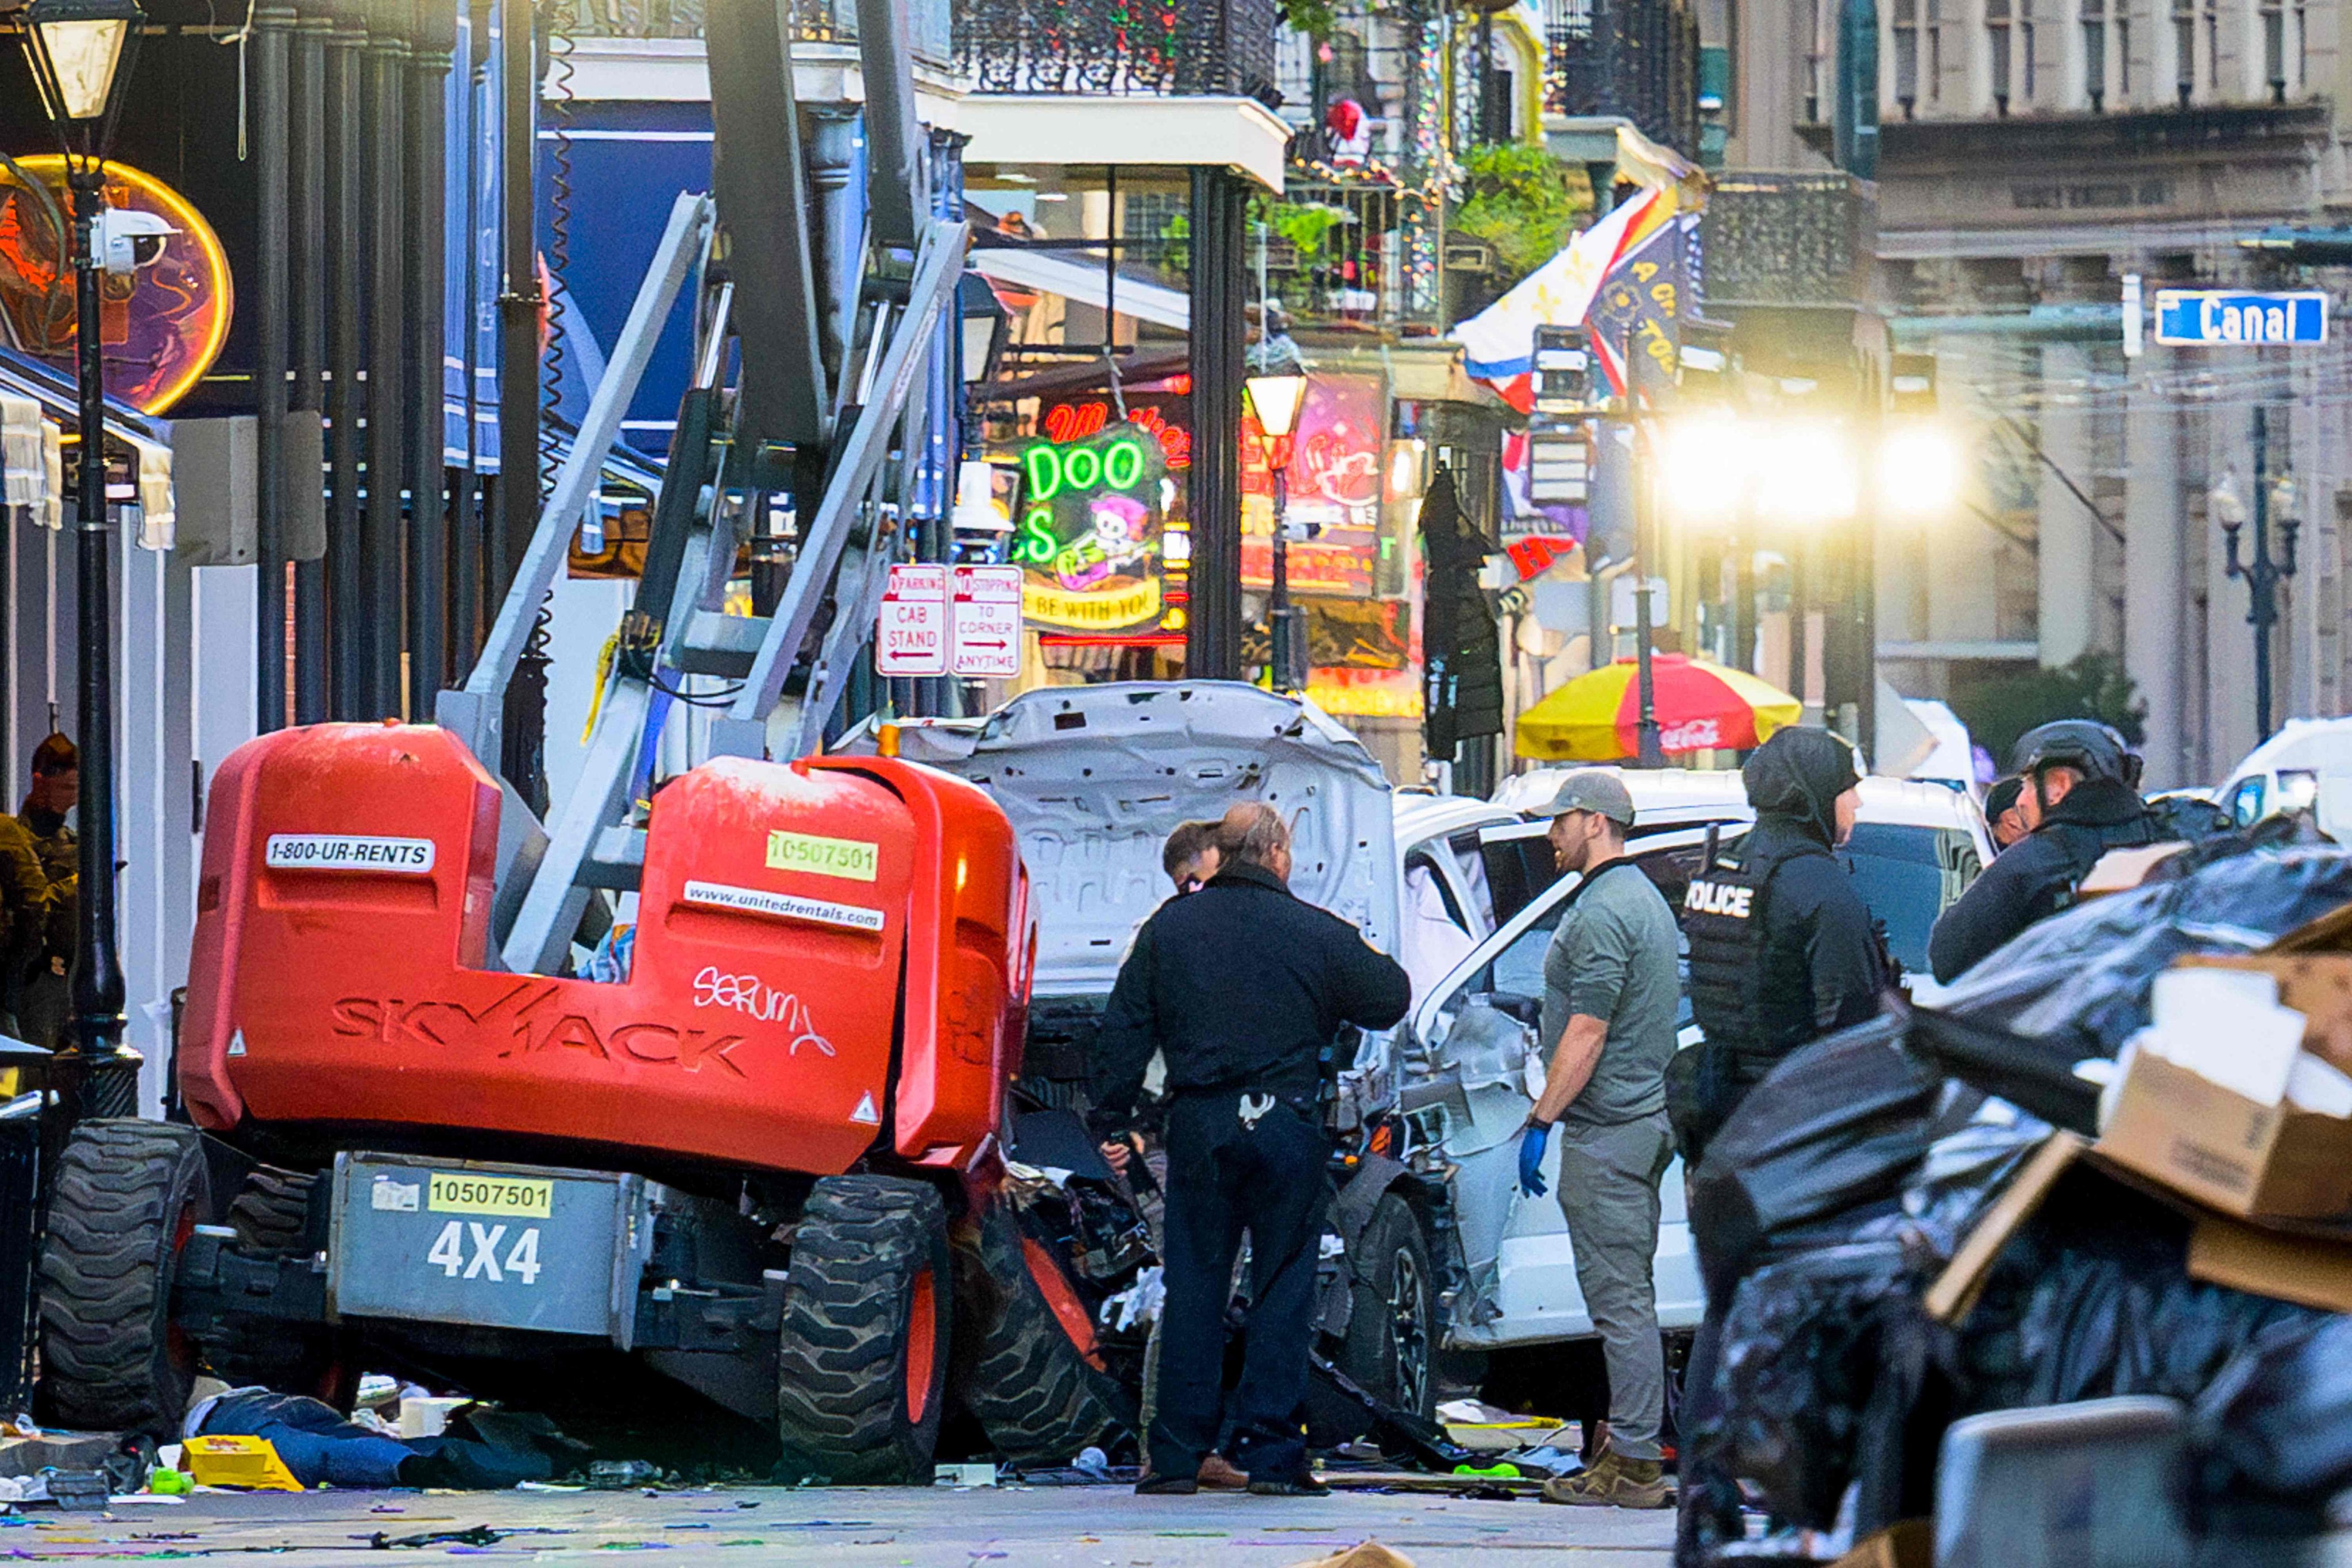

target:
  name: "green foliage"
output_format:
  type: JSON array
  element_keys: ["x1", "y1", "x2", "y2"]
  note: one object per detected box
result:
[
  {"x1": 1262, "y1": 198, "x2": 1351, "y2": 263},
  {"x1": 1948, "y1": 648, "x2": 2149, "y2": 770},
  {"x1": 1450, "y1": 144, "x2": 1590, "y2": 282},
  {"x1": 1278, "y1": 0, "x2": 1339, "y2": 40}
]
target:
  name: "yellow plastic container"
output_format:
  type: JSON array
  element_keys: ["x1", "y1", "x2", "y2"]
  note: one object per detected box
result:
[{"x1": 183, "y1": 1435, "x2": 303, "y2": 1492}]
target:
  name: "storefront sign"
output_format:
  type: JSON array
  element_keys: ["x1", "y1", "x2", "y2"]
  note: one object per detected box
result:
[{"x1": 1010, "y1": 420, "x2": 1171, "y2": 636}]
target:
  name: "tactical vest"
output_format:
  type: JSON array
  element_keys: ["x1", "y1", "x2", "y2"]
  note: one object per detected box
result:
[
  {"x1": 1682, "y1": 840, "x2": 1823, "y2": 1084},
  {"x1": 2039, "y1": 813, "x2": 2163, "y2": 918}
]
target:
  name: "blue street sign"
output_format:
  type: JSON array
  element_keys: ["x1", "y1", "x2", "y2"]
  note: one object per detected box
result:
[{"x1": 2153, "y1": 289, "x2": 2329, "y2": 347}]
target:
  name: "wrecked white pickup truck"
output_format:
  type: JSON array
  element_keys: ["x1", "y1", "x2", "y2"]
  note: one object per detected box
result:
[{"x1": 899, "y1": 681, "x2": 1991, "y2": 1446}]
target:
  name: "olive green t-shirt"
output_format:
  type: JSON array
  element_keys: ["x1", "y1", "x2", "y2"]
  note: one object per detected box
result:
[{"x1": 1537, "y1": 861, "x2": 1682, "y2": 1128}]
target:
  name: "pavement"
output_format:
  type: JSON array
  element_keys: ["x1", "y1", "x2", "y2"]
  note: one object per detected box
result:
[{"x1": 0, "y1": 1483, "x2": 1677, "y2": 1566}]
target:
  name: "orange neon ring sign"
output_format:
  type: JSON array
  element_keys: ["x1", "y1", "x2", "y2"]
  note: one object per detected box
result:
[{"x1": 0, "y1": 156, "x2": 234, "y2": 415}]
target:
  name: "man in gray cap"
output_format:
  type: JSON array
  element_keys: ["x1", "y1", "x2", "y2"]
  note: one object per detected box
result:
[{"x1": 1517, "y1": 771, "x2": 1681, "y2": 1509}]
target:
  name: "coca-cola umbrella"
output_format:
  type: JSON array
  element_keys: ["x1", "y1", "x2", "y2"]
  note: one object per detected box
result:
[{"x1": 1514, "y1": 654, "x2": 1801, "y2": 761}]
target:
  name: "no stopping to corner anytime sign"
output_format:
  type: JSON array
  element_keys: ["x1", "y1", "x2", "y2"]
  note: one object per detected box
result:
[{"x1": 2153, "y1": 289, "x2": 2329, "y2": 347}]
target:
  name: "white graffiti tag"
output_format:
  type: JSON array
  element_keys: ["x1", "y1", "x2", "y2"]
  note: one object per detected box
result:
[{"x1": 692, "y1": 967, "x2": 836, "y2": 1056}]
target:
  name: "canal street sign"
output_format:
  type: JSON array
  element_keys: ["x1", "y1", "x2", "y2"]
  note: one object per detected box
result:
[{"x1": 2153, "y1": 289, "x2": 2329, "y2": 347}]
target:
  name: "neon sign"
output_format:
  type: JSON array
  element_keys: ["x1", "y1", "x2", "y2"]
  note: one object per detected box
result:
[{"x1": 1009, "y1": 420, "x2": 1172, "y2": 635}]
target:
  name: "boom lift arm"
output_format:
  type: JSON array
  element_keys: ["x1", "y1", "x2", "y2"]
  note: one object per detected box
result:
[{"x1": 434, "y1": 0, "x2": 968, "y2": 978}]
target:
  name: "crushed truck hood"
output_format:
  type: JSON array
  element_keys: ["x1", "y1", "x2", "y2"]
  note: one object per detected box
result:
[{"x1": 917, "y1": 682, "x2": 1401, "y2": 998}]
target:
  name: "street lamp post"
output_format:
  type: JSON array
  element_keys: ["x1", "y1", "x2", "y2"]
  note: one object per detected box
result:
[
  {"x1": 2219, "y1": 404, "x2": 2300, "y2": 741},
  {"x1": 1244, "y1": 368, "x2": 1308, "y2": 694},
  {"x1": 14, "y1": 0, "x2": 144, "y2": 1118}
]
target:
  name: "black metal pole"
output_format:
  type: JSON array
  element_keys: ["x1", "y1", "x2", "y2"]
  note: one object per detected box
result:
[
  {"x1": 294, "y1": 6, "x2": 332, "y2": 723},
  {"x1": 1269, "y1": 465, "x2": 1297, "y2": 692},
  {"x1": 256, "y1": 1, "x2": 294, "y2": 731},
  {"x1": 326, "y1": 0, "x2": 368, "y2": 719},
  {"x1": 496, "y1": 0, "x2": 546, "y2": 805},
  {"x1": 2251, "y1": 405, "x2": 2274, "y2": 739},
  {"x1": 366, "y1": 0, "x2": 408, "y2": 717},
  {"x1": 495, "y1": 0, "x2": 539, "y2": 588},
  {"x1": 410, "y1": 0, "x2": 451, "y2": 701},
  {"x1": 65, "y1": 169, "x2": 136, "y2": 1114},
  {"x1": 1185, "y1": 165, "x2": 1245, "y2": 681},
  {"x1": 1631, "y1": 418, "x2": 1663, "y2": 766}
]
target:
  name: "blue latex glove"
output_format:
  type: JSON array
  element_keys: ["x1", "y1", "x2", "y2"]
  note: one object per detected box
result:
[{"x1": 1517, "y1": 1121, "x2": 1551, "y2": 1198}]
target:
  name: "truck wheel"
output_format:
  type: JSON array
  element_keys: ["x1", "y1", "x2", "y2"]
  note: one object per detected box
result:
[
  {"x1": 956, "y1": 1202, "x2": 1135, "y2": 1470},
  {"x1": 1307, "y1": 1194, "x2": 1435, "y2": 1447},
  {"x1": 37, "y1": 1120, "x2": 210, "y2": 1436},
  {"x1": 775, "y1": 1175, "x2": 952, "y2": 1484},
  {"x1": 202, "y1": 1167, "x2": 345, "y2": 1401}
]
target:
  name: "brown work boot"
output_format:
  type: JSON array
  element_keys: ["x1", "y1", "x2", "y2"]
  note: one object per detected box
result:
[
  {"x1": 1198, "y1": 1454, "x2": 1249, "y2": 1490},
  {"x1": 1540, "y1": 1446, "x2": 1671, "y2": 1509}
]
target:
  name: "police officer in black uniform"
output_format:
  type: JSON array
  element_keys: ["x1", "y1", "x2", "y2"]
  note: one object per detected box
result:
[
  {"x1": 1090, "y1": 802, "x2": 1411, "y2": 1497},
  {"x1": 1926, "y1": 720, "x2": 2159, "y2": 983},
  {"x1": 1672, "y1": 727, "x2": 1888, "y2": 1567},
  {"x1": 1671, "y1": 726, "x2": 1887, "y2": 1167}
]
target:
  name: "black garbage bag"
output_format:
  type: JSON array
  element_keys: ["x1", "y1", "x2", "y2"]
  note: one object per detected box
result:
[
  {"x1": 1953, "y1": 1173, "x2": 2320, "y2": 1413},
  {"x1": 2193, "y1": 1317, "x2": 2352, "y2": 1504},
  {"x1": 1925, "y1": 847, "x2": 2352, "y2": 1062},
  {"x1": 1685, "y1": 1014, "x2": 1945, "y2": 1303},
  {"x1": 1701, "y1": 1240, "x2": 1924, "y2": 1529}
]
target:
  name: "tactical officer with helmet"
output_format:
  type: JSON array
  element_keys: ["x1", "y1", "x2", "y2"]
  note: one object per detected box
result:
[
  {"x1": 1670, "y1": 726, "x2": 1887, "y2": 1169},
  {"x1": 1926, "y1": 720, "x2": 2159, "y2": 983}
]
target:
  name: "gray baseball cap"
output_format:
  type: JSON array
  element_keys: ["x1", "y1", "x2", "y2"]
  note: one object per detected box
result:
[{"x1": 1543, "y1": 771, "x2": 1636, "y2": 827}]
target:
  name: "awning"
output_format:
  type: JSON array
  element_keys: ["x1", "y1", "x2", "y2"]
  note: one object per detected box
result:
[{"x1": 971, "y1": 246, "x2": 1192, "y2": 332}]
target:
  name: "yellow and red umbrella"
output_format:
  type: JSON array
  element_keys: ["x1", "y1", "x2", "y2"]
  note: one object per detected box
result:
[{"x1": 1515, "y1": 654, "x2": 1801, "y2": 762}]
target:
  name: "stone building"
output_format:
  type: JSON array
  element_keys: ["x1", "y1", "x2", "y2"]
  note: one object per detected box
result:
[{"x1": 1718, "y1": 0, "x2": 2352, "y2": 786}]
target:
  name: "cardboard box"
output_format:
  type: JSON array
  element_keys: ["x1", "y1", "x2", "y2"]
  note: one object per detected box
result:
[
  {"x1": 2077, "y1": 843, "x2": 2188, "y2": 898},
  {"x1": 1830, "y1": 1520, "x2": 1930, "y2": 1568},
  {"x1": 2178, "y1": 953, "x2": 2352, "y2": 1075},
  {"x1": 2187, "y1": 1214, "x2": 2352, "y2": 1314},
  {"x1": 2095, "y1": 1048, "x2": 2352, "y2": 1220}
]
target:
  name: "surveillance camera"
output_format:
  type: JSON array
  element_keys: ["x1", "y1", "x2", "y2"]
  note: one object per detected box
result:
[{"x1": 93, "y1": 210, "x2": 177, "y2": 279}]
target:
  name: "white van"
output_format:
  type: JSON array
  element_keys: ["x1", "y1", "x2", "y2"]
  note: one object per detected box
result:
[{"x1": 2216, "y1": 717, "x2": 2352, "y2": 841}]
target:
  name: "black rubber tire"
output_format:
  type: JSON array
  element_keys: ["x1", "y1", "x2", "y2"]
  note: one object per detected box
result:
[
  {"x1": 202, "y1": 1167, "x2": 342, "y2": 1399},
  {"x1": 37, "y1": 1119, "x2": 210, "y2": 1438},
  {"x1": 956, "y1": 1202, "x2": 1135, "y2": 1470},
  {"x1": 774, "y1": 1175, "x2": 952, "y2": 1484},
  {"x1": 1306, "y1": 1194, "x2": 1436, "y2": 1447}
]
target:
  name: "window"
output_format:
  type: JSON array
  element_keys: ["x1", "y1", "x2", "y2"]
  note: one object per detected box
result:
[
  {"x1": 1837, "y1": 824, "x2": 1982, "y2": 977},
  {"x1": 2173, "y1": 0, "x2": 2194, "y2": 101},
  {"x1": 1894, "y1": 0, "x2": 1919, "y2": 113},
  {"x1": 2020, "y1": 0, "x2": 2037, "y2": 99},
  {"x1": 1805, "y1": 0, "x2": 1826, "y2": 119},
  {"x1": 1987, "y1": 0, "x2": 2013, "y2": 112},
  {"x1": 2117, "y1": 10, "x2": 2130, "y2": 96},
  {"x1": 1928, "y1": 0, "x2": 1942, "y2": 99},
  {"x1": 2230, "y1": 777, "x2": 2269, "y2": 828},
  {"x1": 2083, "y1": 0, "x2": 2106, "y2": 109},
  {"x1": 2262, "y1": 0, "x2": 2287, "y2": 97}
]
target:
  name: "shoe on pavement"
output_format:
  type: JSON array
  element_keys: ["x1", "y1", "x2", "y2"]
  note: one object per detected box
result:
[
  {"x1": 1198, "y1": 1454, "x2": 1249, "y2": 1490},
  {"x1": 1136, "y1": 1474, "x2": 1198, "y2": 1495},
  {"x1": 1247, "y1": 1475, "x2": 1332, "y2": 1497},
  {"x1": 1540, "y1": 1446, "x2": 1671, "y2": 1509}
]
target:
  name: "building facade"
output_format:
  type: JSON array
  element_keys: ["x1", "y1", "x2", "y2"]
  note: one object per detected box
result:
[{"x1": 1726, "y1": 0, "x2": 2352, "y2": 787}]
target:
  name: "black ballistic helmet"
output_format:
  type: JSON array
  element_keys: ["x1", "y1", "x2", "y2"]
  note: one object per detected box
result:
[{"x1": 2010, "y1": 720, "x2": 2142, "y2": 790}]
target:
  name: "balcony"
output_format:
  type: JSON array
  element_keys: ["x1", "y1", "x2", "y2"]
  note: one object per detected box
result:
[
  {"x1": 1543, "y1": 0, "x2": 1701, "y2": 154},
  {"x1": 543, "y1": 0, "x2": 953, "y2": 69},
  {"x1": 1260, "y1": 178, "x2": 1445, "y2": 335},
  {"x1": 956, "y1": 0, "x2": 1281, "y2": 102}
]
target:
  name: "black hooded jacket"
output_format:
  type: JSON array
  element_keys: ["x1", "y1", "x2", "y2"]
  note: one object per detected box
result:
[
  {"x1": 1734, "y1": 731, "x2": 1887, "y2": 1060},
  {"x1": 1928, "y1": 775, "x2": 2160, "y2": 982}
]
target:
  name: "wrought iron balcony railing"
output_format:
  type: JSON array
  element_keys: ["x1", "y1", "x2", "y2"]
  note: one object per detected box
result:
[
  {"x1": 1544, "y1": 0, "x2": 1701, "y2": 153},
  {"x1": 1260, "y1": 178, "x2": 1445, "y2": 334},
  {"x1": 545, "y1": 0, "x2": 953, "y2": 69},
  {"x1": 957, "y1": 0, "x2": 1280, "y2": 101}
]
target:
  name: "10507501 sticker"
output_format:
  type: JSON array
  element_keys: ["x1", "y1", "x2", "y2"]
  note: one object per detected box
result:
[
  {"x1": 427, "y1": 1172, "x2": 553, "y2": 1218},
  {"x1": 764, "y1": 831, "x2": 879, "y2": 882}
]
